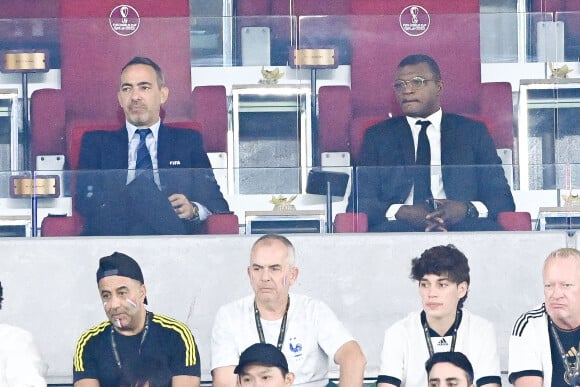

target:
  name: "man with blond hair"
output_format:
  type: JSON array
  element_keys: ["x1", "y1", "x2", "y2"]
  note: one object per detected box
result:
[{"x1": 509, "y1": 248, "x2": 580, "y2": 387}]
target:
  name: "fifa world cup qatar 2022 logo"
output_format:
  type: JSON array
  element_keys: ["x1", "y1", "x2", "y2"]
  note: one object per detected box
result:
[
  {"x1": 109, "y1": 4, "x2": 140, "y2": 36},
  {"x1": 399, "y1": 5, "x2": 431, "y2": 37}
]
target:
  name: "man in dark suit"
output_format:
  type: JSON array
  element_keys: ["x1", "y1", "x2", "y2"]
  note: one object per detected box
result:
[
  {"x1": 348, "y1": 54, "x2": 514, "y2": 232},
  {"x1": 75, "y1": 56, "x2": 230, "y2": 236}
]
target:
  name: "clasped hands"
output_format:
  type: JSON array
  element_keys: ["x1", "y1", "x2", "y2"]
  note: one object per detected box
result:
[
  {"x1": 395, "y1": 199, "x2": 468, "y2": 232},
  {"x1": 168, "y1": 193, "x2": 198, "y2": 220}
]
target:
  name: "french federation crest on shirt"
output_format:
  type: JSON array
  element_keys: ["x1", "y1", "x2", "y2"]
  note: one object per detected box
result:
[{"x1": 288, "y1": 336, "x2": 303, "y2": 360}]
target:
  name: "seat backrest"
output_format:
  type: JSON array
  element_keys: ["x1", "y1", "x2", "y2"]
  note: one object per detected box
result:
[
  {"x1": 60, "y1": 0, "x2": 191, "y2": 125},
  {"x1": 31, "y1": 0, "x2": 193, "y2": 168},
  {"x1": 68, "y1": 124, "x2": 119, "y2": 170},
  {"x1": 530, "y1": 0, "x2": 580, "y2": 61},
  {"x1": 42, "y1": 121, "x2": 237, "y2": 236},
  {"x1": 235, "y1": 3, "x2": 292, "y2": 66},
  {"x1": 30, "y1": 89, "x2": 66, "y2": 166},
  {"x1": 556, "y1": 8, "x2": 580, "y2": 61},
  {"x1": 349, "y1": 2, "x2": 481, "y2": 121},
  {"x1": 0, "y1": 0, "x2": 60, "y2": 67},
  {"x1": 191, "y1": 86, "x2": 228, "y2": 153},
  {"x1": 318, "y1": 0, "x2": 515, "y2": 166},
  {"x1": 236, "y1": 0, "x2": 351, "y2": 65},
  {"x1": 0, "y1": 0, "x2": 59, "y2": 18}
]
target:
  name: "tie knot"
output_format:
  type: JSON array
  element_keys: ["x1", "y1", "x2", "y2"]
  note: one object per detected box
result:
[
  {"x1": 136, "y1": 128, "x2": 152, "y2": 140},
  {"x1": 416, "y1": 120, "x2": 431, "y2": 131}
]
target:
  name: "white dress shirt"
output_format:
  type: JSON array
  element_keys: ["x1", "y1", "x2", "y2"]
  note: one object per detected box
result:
[
  {"x1": 125, "y1": 120, "x2": 211, "y2": 220},
  {"x1": 386, "y1": 109, "x2": 487, "y2": 220}
]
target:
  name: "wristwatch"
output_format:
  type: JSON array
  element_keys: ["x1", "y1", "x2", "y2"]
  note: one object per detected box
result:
[
  {"x1": 465, "y1": 201, "x2": 479, "y2": 218},
  {"x1": 189, "y1": 202, "x2": 200, "y2": 221}
]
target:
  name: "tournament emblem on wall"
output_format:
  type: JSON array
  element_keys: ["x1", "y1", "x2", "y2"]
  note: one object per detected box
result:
[
  {"x1": 399, "y1": 5, "x2": 430, "y2": 37},
  {"x1": 109, "y1": 4, "x2": 140, "y2": 36}
]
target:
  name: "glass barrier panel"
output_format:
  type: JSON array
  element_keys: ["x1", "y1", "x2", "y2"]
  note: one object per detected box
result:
[
  {"x1": 296, "y1": 15, "x2": 351, "y2": 66},
  {"x1": 518, "y1": 77, "x2": 580, "y2": 190},
  {"x1": 348, "y1": 164, "x2": 519, "y2": 232},
  {"x1": 480, "y1": 11, "x2": 520, "y2": 63},
  {"x1": 526, "y1": 12, "x2": 556, "y2": 63},
  {"x1": 40, "y1": 167, "x2": 234, "y2": 237},
  {"x1": 227, "y1": 165, "x2": 352, "y2": 235},
  {"x1": 345, "y1": 163, "x2": 580, "y2": 233},
  {"x1": 190, "y1": 15, "x2": 229, "y2": 67},
  {"x1": 231, "y1": 83, "x2": 309, "y2": 194},
  {"x1": 33, "y1": 163, "x2": 580, "y2": 235},
  {"x1": 229, "y1": 15, "x2": 295, "y2": 68},
  {"x1": 555, "y1": 11, "x2": 580, "y2": 62},
  {"x1": 0, "y1": 170, "x2": 33, "y2": 237},
  {"x1": 191, "y1": 15, "x2": 296, "y2": 68},
  {"x1": 34, "y1": 166, "x2": 359, "y2": 237},
  {"x1": 480, "y1": 5, "x2": 518, "y2": 63},
  {"x1": 4, "y1": 12, "x2": 577, "y2": 237},
  {"x1": 0, "y1": 12, "x2": 574, "y2": 71},
  {"x1": 0, "y1": 17, "x2": 60, "y2": 68}
]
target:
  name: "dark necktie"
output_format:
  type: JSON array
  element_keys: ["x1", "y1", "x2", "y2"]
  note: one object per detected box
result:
[
  {"x1": 135, "y1": 128, "x2": 153, "y2": 180},
  {"x1": 413, "y1": 120, "x2": 432, "y2": 205}
]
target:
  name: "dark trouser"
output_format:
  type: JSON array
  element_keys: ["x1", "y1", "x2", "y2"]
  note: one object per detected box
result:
[{"x1": 82, "y1": 176, "x2": 196, "y2": 236}]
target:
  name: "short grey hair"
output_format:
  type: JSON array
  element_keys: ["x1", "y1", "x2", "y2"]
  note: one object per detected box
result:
[{"x1": 250, "y1": 234, "x2": 296, "y2": 267}]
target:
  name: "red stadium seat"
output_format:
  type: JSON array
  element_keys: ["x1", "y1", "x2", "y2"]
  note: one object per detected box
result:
[
  {"x1": 322, "y1": 0, "x2": 531, "y2": 232},
  {"x1": 32, "y1": 0, "x2": 237, "y2": 236}
]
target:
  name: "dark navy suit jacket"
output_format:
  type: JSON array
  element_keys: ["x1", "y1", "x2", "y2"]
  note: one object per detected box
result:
[
  {"x1": 75, "y1": 124, "x2": 230, "y2": 235},
  {"x1": 348, "y1": 114, "x2": 515, "y2": 228}
]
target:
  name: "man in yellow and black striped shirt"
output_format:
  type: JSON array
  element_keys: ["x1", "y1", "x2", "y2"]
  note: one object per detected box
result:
[{"x1": 73, "y1": 252, "x2": 200, "y2": 387}]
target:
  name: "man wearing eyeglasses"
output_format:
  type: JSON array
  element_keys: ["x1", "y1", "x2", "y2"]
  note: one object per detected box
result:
[{"x1": 349, "y1": 54, "x2": 515, "y2": 232}]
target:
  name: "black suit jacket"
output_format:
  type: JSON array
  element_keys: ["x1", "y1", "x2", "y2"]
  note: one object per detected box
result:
[
  {"x1": 348, "y1": 114, "x2": 515, "y2": 227},
  {"x1": 75, "y1": 124, "x2": 230, "y2": 235}
]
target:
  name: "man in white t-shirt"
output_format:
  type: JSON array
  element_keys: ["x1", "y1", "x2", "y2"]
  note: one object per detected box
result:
[
  {"x1": 377, "y1": 245, "x2": 500, "y2": 387},
  {"x1": 0, "y1": 281, "x2": 48, "y2": 387},
  {"x1": 211, "y1": 234, "x2": 366, "y2": 387},
  {"x1": 509, "y1": 247, "x2": 580, "y2": 387}
]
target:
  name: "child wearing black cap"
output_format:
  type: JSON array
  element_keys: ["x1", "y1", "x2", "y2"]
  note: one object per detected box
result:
[{"x1": 234, "y1": 343, "x2": 295, "y2": 387}]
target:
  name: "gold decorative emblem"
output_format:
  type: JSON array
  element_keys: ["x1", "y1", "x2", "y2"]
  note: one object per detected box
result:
[
  {"x1": 260, "y1": 66, "x2": 284, "y2": 84},
  {"x1": 270, "y1": 195, "x2": 297, "y2": 211},
  {"x1": 550, "y1": 63, "x2": 573, "y2": 79}
]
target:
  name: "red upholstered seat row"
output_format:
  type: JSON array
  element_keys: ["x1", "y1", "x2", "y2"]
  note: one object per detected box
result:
[{"x1": 29, "y1": 0, "x2": 545, "y2": 233}]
